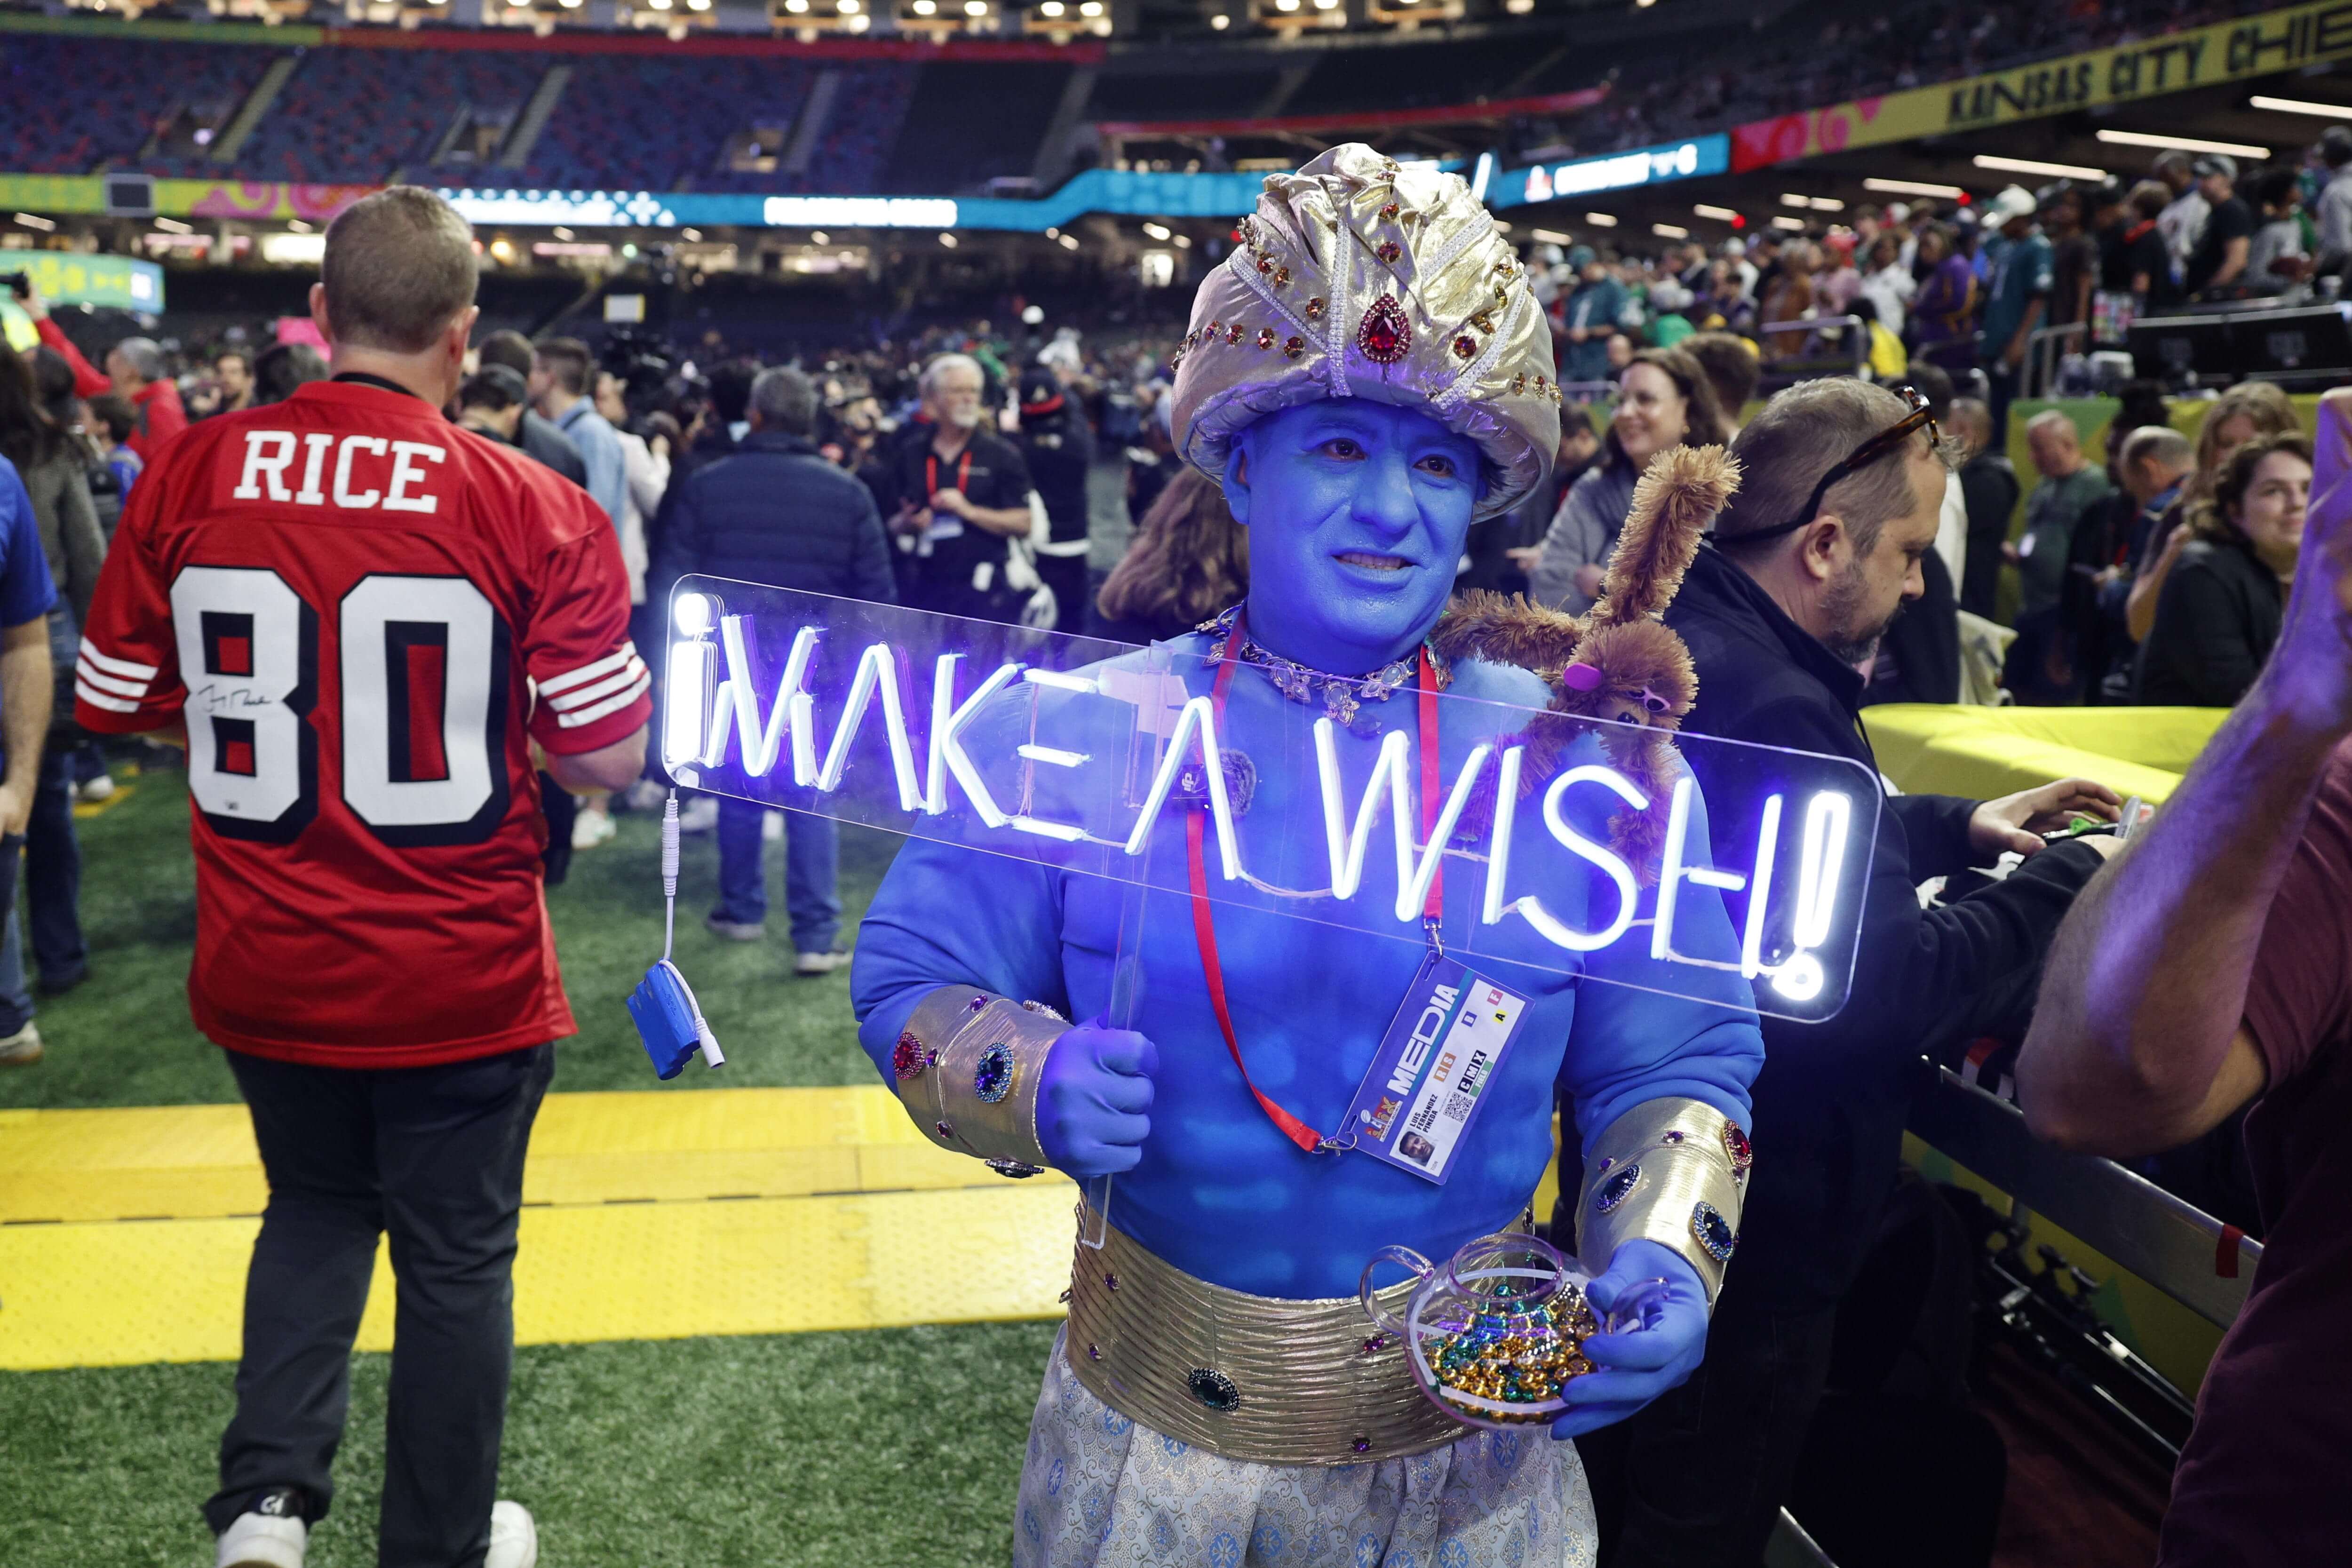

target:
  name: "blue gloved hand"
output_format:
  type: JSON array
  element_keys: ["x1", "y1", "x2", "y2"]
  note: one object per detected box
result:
[
  {"x1": 1036, "y1": 1018, "x2": 1158, "y2": 1178},
  {"x1": 1549, "y1": 1240, "x2": 1711, "y2": 1440}
]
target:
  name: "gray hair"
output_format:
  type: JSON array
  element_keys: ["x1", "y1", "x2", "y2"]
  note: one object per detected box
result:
[
  {"x1": 2121, "y1": 423, "x2": 2193, "y2": 472},
  {"x1": 1714, "y1": 378, "x2": 1956, "y2": 559},
  {"x1": 749, "y1": 366, "x2": 818, "y2": 437},
  {"x1": 2026, "y1": 408, "x2": 2078, "y2": 446},
  {"x1": 919, "y1": 352, "x2": 983, "y2": 400},
  {"x1": 1947, "y1": 397, "x2": 1994, "y2": 446},
  {"x1": 113, "y1": 336, "x2": 164, "y2": 383}
]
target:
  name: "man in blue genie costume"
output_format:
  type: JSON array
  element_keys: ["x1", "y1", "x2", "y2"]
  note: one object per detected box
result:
[{"x1": 851, "y1": 145, "x2": 1766, "y2": 1566}]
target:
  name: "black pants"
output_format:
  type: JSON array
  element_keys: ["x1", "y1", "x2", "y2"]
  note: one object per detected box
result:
[
  {"x1": 207, "y1": 1044, "x2": 555, "y2": 1568},
  {"x1": 1575, "y1": 1289, "x2": 1840, "y2": 1568},
  {"x1": 1034, "y1": 550, "x2": 1093, "y2": 636}
]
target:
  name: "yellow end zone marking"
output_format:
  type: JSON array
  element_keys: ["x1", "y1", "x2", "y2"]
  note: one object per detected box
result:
[
  {"x1": 0, "y1": 1086, "x2": 1082, "y2": 1369},
  {"x1": 0, "y1": 1183, "x2": 1081, "y2": 1370},
  {"x1": 0, "y1": 1086, "x2": 1064, "y2": 1223},
  {"x1": 70, "y1": 781, "x2": 134, "y2": 819}
]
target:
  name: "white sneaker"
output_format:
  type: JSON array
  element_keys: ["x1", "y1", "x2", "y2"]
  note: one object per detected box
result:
[
  {"x1": 216, "y1": 1509, "x2": 305, "y2": 1568},
  {"x1": 571, "y1": 807, "x2": 617, "y2": 851},
  {"x1": 486, "y1": 1500, "x2": 538, "y2": 1568},
  {"x1": 761, "y1": 809, "x2": 784, "y2": 842},
  {"x1": 675, "y1": 796, "x2": 719, "y2": 834},
  {"x1": 0, "y1": 1021, "x2": 41, "y2": 1067},
  {"x1": 78, "y1": 772, "x2": 116, "y2": 803},
  {"x1": 794, "y1": 950, "x2": 848, "y2": 978},
  {"x1": 620, "y1": 778, "x2": 667, "y2": 813}
]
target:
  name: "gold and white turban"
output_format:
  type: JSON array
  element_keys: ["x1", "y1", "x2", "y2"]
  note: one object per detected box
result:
[{"x1": 1170, "y1": 143, "x2": 1562, "y2": 521}]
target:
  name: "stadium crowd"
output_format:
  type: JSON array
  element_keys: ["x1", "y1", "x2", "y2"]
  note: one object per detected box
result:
[{"x1": 4, "y1": 116, "x2": 2347, "y2": 1559}]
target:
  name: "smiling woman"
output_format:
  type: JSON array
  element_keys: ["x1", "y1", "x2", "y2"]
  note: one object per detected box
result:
[
  {"x1": 1531, "y1": 346, "x2": 1727, "y2": 616},
  {"x1": 1222, "y1": 400, "x2": 1485, "y2": 676}
]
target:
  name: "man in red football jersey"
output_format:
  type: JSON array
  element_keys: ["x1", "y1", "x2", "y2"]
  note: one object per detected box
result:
[{"x1": 74, "y1": 188, "x2": 648, "y2": 1568}]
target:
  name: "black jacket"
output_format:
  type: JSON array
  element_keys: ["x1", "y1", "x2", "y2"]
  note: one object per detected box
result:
[
  {"x1": 2133, "y1": 533, "x2": 2282, "y2": 708},
  {"x1": 519, "y1": 409, "x2": 588, "y2": 488},
  {"x1": 649, "y1": 429, "x2": 898, "y2": 607},
  {"x1": 1018, "y1": 405, "x2": 1097, "y2": 547},
  {"x1": 1660, "y1": 545, "x2": 2106, "y2": 1313}
]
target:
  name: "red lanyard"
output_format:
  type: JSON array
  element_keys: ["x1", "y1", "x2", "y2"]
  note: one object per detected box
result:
[
  {"x1": 1184, "y1": 611, "x2": 1442, "y2": 1154},
  {"x1": 925, "y1": 447, "x2": 972, "y2": 502}
]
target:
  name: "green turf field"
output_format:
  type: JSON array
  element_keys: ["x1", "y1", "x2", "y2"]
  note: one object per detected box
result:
[{"x1": 0, "y1": 768, "x2": 1049, "y2": 1566}]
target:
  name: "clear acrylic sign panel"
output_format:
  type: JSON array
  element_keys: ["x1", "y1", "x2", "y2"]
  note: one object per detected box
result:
[{"x1": 661, "y1": 580, "x2": 1879, "y2": 1024}]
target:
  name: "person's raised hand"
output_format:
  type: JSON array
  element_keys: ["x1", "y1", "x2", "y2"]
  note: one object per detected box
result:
[
  {"x1": 1969, "y1": 777, "x2": 2122, "y2": 860},
  {"x1": 2263, "y1": 385, "x2": 2352, "y2": 735},
  {"x1": 1549, "y1": 1242, "x2": 1711, "y2": 1440},
  {"x1": 1036, "y1": 1019, "x2": 1157, "y2": 1178}
]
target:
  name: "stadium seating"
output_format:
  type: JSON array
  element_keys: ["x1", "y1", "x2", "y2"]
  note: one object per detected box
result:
[{"x1": 0, "y1": 0, "x2": 2286, "y2": 194}]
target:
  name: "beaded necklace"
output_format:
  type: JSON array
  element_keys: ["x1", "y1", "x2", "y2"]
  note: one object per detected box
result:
[{"x1": 1196, "y1": 605, "x2": 1435, "y2": 733}]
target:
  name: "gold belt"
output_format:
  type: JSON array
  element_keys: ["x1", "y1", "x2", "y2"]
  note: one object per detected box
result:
[{"x1": 1062, "y1": 1203, "x2": 1473, "y2": 1466}]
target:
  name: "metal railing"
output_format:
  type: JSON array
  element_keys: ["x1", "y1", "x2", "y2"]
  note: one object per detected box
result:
[
  {"x1": 2022, "y1": 321, "x2": 2088, "y2": 399},
  {"x1": 1760, "y1": 313, "x2": 1868, "y2": 381},
  {"x1": 1907, "y1": 1065, "x2": 2257, "y2": 1329}
]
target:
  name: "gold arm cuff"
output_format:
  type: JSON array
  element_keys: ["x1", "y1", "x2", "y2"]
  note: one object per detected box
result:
[
  {"x1": 1573, "y1": 1098, "x2": 1751, "y2": 1304},
  {"x1": 889, "y1": 987, "x2": 1063, "y2": 1172}
]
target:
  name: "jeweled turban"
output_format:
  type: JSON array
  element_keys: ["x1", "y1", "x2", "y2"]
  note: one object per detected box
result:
[{"x1": 1169, "y1": 143, "x2": 1562, "y2": 522}]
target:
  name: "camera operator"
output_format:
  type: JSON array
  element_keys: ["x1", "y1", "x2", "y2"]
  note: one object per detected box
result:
[{"x1": 1011, "y1": 363, "x2": 1093, "y2": 633}]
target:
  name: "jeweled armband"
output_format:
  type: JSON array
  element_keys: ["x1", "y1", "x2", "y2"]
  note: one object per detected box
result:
[
  {"x1": 890, "y1": 987, "x2": 1068, "y2": 1178},
  {"x1": 1573, "y1": 1098, "x2": 1753, "y2": 1304}
]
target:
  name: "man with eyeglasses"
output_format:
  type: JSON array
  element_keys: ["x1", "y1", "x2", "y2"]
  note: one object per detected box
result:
[{"x1": 1570, "y1": 376, "x2": 2123, "y2": 1565}]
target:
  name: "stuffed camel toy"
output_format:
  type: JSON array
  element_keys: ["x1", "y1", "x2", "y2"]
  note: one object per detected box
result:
[{"x1": 1430, "y1": 443, "x2": 1742, "y2": 879}]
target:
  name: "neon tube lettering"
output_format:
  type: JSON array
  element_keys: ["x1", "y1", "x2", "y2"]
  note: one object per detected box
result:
[
  {"x1": 1123, "y1": 694, "x2": 1240, "y2": 878},
  {"x1": 1480, "y1": 746, "x2": 1526, "y2": 926},
  {"x1": 662, "y1": 639, "x2": 711, "y2": 769},
  {"x1": 1651, "y1": 774, "x2": 1747, "y2": 962},
  {"x1": 1314, "y1": 720, "x2": 1414, "y2": 905},
  {"x1": 1512, "y1": 765, "x2": 1647, "y2": 952},
  {"x1": 709, "y1": 619, "x2": 816, "y2": 777},
  {"x1": 1770, "y1": 789, "x2": 1852, "y2": 1003},
  {"x1": 924, "y1": 653, "x2": 1022, "y2": 826},
  {"x1": 1396, "y1": 742, "x2": 1493, "y2": 923},
  {"x1": 1739, "y1": 794, "x2": 1784, "y2": 980},
  {"x1": 813, "y1": 642, "x2": 923, "y2": 812}
]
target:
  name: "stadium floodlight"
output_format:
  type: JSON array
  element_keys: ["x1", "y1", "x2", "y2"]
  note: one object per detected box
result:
[
  {"x1": 1770, "y1": 215, "x2": 1804, "y2": 231},
  {"x1": 1505, "y1": 0, "x2": 1533, "y2": 10},
  {"x1": 965, "y1": 0, "x2": 988, "y2": 13},
  {"x1": 913, "y1": 0, "x2": 937, "y2": 12},
  {"x1": 1079, "y1": 0, "x2": 1104, "y2": 12},
  {"x1": 1582, "y1": 212, "x2": 1617, "y2": 227},
  {"x1": 1973, "y1": 153, "x2": 2106, "y2": 180},
  {"x1": 1529, "y1": 227, "x2": 1571, "y2": 243},
  {"x1": 1142, "y1": 222, "x2": 1171, "y2": 240},
  {"x1": 1274, "y1": 0, "x2": 1300, "y2": 10},
  {"x1": 839, "y1": 0, "x2": 861, "y2": 11},
  {"x1": 687, "y1": 0, "x2": 712, "y2": 10},
  {"x1": 1210, "y1": 12, "x2": 1229, "y2": 25},
  {"x1": 1039, "y1": 0, "x2": 1063, "y2": 11},
  {"x1": 1652, "y1": 223, "x2": 1688, "y2": 239},
  {"x1": 939, "y1": 232, "x2": 958, "y2": 247},
  {"x1": 2250, "y1": 95, "x2": 2352, "y2": 120},
  {"x1": 1693, "y1": 204, "x2": 1739, "y2": 222},
  {"x1": 2095, "y1": 128, "x2": 2269, "y2": 158},
  {"x1": 1862, "y1": 176, "x2": 1966, "y2": 198}
]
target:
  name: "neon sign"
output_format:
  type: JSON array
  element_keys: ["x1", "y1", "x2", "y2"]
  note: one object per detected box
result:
[{"x1": 662, "y1": 581, "x2": 1878, "y2": 1021}]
